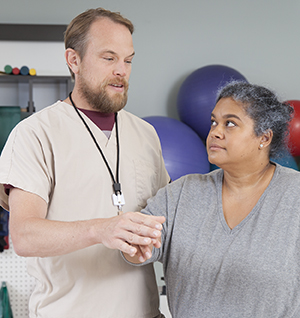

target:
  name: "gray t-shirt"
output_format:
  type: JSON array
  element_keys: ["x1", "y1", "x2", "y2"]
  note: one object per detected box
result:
[{"x1": 139, "y1": 164, "x2": 300, "y2": 318}]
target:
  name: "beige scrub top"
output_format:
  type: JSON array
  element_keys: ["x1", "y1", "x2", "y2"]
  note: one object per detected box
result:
[{"x1": 0, "y1": 101, "x2": 170, "y2": 318}]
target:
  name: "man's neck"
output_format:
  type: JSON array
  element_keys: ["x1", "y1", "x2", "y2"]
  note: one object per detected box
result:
[{"x1": 64, "y1": 90, "x2": 98, "y2": 112}]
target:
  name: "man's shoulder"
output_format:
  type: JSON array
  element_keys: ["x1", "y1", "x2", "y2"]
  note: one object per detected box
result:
[
  {"x1": 119, "y1": 109, "x2": 147, "y2": 123},
  {"x1": 18, "y1": 101, "x2": 73, "y2": 128},
  {"x1": 118, "y1": 109, "x2": 157, "y2": 134},
  {"x1": 32, "y1": 100, "x2": 70, "y2": 117}
]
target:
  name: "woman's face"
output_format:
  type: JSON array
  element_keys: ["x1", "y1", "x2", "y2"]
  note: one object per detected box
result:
[{"x1": 206, "y1": 97, "x2": 262, "y2": 170}]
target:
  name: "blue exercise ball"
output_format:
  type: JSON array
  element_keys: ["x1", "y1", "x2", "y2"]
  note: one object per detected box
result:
[
  {"x1": 143, "y1": 116, "x2": 210, "y2": 181},
  {"x1": 177, "y1": 64, "x2": 248, "y2": 140},
  {"x1": 271, "y1": 150, "x2": 299, "y2": 171}
]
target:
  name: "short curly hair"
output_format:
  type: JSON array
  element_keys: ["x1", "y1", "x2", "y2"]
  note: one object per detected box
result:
[{"x1": 216, "y1": 81, "x2": 294, "y2": 158}]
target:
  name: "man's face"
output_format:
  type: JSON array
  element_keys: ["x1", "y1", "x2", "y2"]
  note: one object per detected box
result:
[{"x1": 77, "y1": 18, "x2": 135, "y2": 112}]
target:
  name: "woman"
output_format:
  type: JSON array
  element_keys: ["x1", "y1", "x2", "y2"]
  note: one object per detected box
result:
[{"x1": 125, "y1": 81, "x2": 300, "y2": 317}]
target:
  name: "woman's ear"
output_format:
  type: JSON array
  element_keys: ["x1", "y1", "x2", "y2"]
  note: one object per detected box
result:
[
  {"x1": 65, "y1": 48, "x2": 80, "y2": 77},
  {"x1": 260, "y1": 129, "x2": 273, "y2": 148}
]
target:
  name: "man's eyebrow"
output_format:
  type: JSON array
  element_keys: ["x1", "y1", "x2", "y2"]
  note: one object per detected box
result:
[
  {"x1": 101, "y1": 50, "x2": 135, "y2": 58},
  {"x1": 101, "y1": 50, "x2": 117, "y2": 55},
  {"x1": 128, "y1": 51, "x2": 135, "y2": 58}
]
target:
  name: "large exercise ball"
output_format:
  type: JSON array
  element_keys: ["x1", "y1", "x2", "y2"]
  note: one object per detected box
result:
[
  {"x1": 286, "y1": 100, "x2": 300, "y2": 157},
  {"x1": 177, "y1": 64, "x2": 248, "y2": 140},
  {"x1": 143, "y1": 116, "x2": 210, "y2": 180},
  {"x1": 271, "y1": 150, "x2": 299, "y2": 171}
]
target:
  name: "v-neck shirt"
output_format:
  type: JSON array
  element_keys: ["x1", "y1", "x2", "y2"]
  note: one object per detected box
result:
[
  {"x1": 217, "y1": 168, "x2": 273, "y2": 235},
  {"x1": 77, "y1": 108, "x2": 115, "y2": 138}
]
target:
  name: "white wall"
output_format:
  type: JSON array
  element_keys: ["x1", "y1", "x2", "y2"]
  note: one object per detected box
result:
[{"x1": 1, "y1": 0, "x2": 300, "y2": 118}]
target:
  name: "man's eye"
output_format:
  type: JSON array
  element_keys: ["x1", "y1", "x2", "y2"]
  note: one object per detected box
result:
[{"x1": 211, "y1": 120, "x2": 217, "y2": 126}]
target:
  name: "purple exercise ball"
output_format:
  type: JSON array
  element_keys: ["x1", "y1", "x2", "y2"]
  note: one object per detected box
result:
[
  {"x1": 177, "y1": 64, "x2": 248, "y2": 140},
  {"x1": 143, "y1": 116, "x2": 210, "y2": 181}
]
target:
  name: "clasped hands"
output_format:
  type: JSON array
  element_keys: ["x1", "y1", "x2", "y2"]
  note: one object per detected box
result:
[{"x1": 100, "y1": 211, "x2": 165, "y2": 263}]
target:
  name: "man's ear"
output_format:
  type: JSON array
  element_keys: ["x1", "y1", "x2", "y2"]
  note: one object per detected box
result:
[{"x1": 65, "y1": 48, "x2": 80, "y2": 76}]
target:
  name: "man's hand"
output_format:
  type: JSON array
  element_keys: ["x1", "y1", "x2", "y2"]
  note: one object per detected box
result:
[{"x1": 98, "y1": 212, "x2": 165, "y2": 257}]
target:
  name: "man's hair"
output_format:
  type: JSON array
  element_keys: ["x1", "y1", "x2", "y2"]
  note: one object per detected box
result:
[{"x1": 64, "y1": 8, "x2": 134, "y2": 79}]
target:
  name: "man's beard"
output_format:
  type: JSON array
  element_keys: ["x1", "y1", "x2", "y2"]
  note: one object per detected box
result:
[{"x1": 78, "y1": 76, "x2": 129, "y2": 113}]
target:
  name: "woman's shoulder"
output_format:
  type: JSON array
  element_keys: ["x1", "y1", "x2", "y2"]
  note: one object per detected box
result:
[
  {"x1": 169, "y1": 169, "x2": 223, "y2": 192},
  {"x1": 273, "y1": 162, "x2": 300, "y2": 186},
  {"x1": 185, "y1": 168, "x2": 222, "y2": 182}
]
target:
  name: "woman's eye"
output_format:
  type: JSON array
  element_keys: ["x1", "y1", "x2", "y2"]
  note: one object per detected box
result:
[
  {"x1": 226, "y1": 121, "x2": 236, "y2": 127},
  {"x1": 211, "y1": 120, "x2": 217, "y2": 126}
]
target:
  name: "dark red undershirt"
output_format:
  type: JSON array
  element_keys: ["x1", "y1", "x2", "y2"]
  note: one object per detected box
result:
[
  {"x1": 4, "y1": 109, "x2": 115, "y2": 195},
  {"x1": 78, "y1": 108, "x2": 115, "y2": 131}
]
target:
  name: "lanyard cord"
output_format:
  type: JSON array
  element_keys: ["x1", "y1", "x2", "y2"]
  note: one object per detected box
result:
[{"x1": 69, "y1": 92, "x2": 121, "y2": 195}]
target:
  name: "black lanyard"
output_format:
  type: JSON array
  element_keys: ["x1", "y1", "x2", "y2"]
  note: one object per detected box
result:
[{"x1": 69, "y1": 92, "x2": 123, "y2": 201}]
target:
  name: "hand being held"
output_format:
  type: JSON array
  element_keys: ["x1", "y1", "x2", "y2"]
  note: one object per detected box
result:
[{"x1": 99, "y1": 212, "x2": 165, "y2": 257}]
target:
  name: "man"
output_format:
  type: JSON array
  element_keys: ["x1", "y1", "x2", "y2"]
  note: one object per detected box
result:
[{"x1": 0, "y1": 8, "x2": 169, "y2": 318}]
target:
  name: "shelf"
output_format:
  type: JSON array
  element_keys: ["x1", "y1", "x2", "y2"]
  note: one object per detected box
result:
[{"x1": 0, "y1": 74, "x2": 74, "y2": 114}]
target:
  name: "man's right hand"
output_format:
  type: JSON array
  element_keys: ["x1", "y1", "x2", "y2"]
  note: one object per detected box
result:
[{"x1": 98, "y1": 212, "x2": 165, "y2": 257}]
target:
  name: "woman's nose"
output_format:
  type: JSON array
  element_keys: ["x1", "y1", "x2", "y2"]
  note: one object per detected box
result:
[{"x1": 210, "y1": 125, "x2": 224, "y2": 139}]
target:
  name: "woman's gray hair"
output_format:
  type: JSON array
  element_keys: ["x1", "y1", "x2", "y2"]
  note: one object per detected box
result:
[{"x1": 216, "y1": 81, "x2": 294, "y2": 158}]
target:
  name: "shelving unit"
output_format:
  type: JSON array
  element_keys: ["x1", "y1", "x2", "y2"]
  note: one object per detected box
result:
[{"x1": 0, "y1": 74, "x2": 73, "y2": 114}]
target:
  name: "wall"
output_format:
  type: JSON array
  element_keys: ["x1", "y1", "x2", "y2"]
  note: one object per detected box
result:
[
  {"x1": 0, "y1": 1, "x2": 299, "y2": 316},
  {"x1": 1, "y1": 0, "x2": 300, "y2": 118}
]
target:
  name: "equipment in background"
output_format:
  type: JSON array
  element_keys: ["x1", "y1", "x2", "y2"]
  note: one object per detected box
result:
[
  {"x1": 3, "y1": 64, "x2": 36, "y2": 76},
  {"x1": 0, "y1": 282, "x2": 13, "y2": 318},
  {"x1": 0, "y1": 207, "x2": 9, "y2": 252},
  {"x1": 177, "y1": 64, "x2": 248, "y2": 140},
  {"x1": 0, "y1": 106, "x2": 21, "y2": 153},
  {"x1": 143, "y1": 116, "x2": 210, "y2": 180},
  {"x1": 286, "y1": 100, "x2": 300, "y2": 157}
]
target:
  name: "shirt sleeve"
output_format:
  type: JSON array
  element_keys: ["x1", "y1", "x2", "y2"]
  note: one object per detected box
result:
[
  {"x1": 0, "y1": 121, "x2": 53, "y2": 211},
  {"x1": 123, "y1": 177, "x2": 185, "y2": 267}
]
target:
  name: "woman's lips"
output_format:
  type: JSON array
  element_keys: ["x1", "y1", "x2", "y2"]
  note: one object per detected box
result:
[{"x1": 209, "y1": 143, "x2": 225, "y2": 151}]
